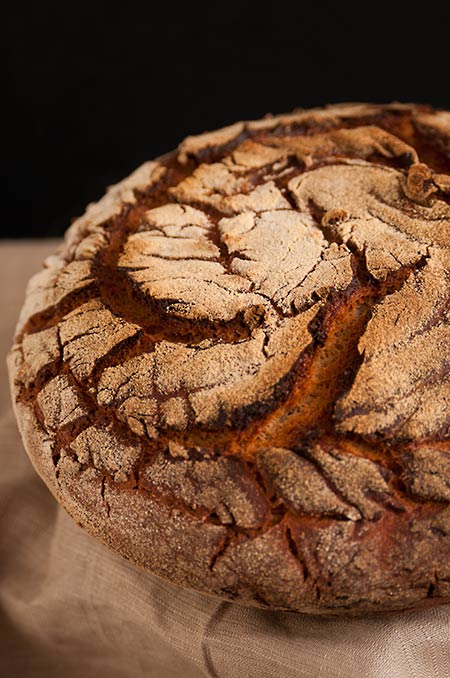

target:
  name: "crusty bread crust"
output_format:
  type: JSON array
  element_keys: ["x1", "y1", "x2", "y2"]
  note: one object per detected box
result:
[{"x1": 9, "y1": 103, "x2": 450, "y2": 614}]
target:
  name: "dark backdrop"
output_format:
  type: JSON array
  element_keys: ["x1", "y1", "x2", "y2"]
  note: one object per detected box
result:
[{"x1": 7, "y1": 4, "x2": 449, "y2": 238}]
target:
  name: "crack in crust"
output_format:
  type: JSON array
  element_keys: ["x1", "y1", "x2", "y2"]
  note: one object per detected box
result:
[{"x1": 8, "y1": 102, "x2": 450, "y2": 615}]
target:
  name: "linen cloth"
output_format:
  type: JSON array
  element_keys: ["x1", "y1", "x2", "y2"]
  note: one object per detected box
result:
[{"x1": 0, "y1": 240, "x2": 449, "y2": 678}]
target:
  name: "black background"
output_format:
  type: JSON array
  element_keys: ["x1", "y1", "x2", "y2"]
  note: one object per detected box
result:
[{"x1": 7, "y1": 4, "x2": 450, "y2": 238}]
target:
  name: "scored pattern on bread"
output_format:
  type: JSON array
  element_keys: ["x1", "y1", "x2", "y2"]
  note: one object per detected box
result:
[{"x1": 9, "y1": 103, "x2": 450, "y2": 613}]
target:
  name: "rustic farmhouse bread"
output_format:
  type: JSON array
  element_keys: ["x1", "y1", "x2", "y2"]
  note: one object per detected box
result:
[{"x1": 8, "y1": 103, "x2": 450, "y2": 614}]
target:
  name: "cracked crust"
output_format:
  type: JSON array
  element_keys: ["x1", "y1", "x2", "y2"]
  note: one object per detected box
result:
[{"x1": 8, "y1": 102, "x2": 450, "y2": 615}]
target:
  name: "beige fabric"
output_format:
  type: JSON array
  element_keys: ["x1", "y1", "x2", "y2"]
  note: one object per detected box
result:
[{"x1": 0, "y1": 240, "x2": 449, "y2": 678}]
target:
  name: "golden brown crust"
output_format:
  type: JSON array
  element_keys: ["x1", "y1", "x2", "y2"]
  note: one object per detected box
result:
[{"x1": 8, "y1": 102, "x2": 450, "y2": 614}]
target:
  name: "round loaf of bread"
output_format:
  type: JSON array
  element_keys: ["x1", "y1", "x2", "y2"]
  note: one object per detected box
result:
[{"x1": 9, "y1": 103, "x2": 450, "y2": 614}]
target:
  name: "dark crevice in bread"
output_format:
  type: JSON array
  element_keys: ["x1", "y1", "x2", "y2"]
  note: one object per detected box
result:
[
  {"x1": 100, "y1": 476, "x2": 111, "y2": 517},
  {"x1": 18, "y1": 283, "x2": 99, "y2": 340},
  {"x1": 332, "y1": 110, "x2": 450, "y2": 174}
]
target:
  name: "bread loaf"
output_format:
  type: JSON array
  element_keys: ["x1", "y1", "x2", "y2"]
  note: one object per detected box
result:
[{"x1": 9, "y1": 103, "x2": 450, "y2": 614}]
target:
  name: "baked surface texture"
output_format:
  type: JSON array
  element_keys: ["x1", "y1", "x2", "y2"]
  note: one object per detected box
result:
[{"x1": 9, "y1": 103, "x2": 450, "y2": 614}]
